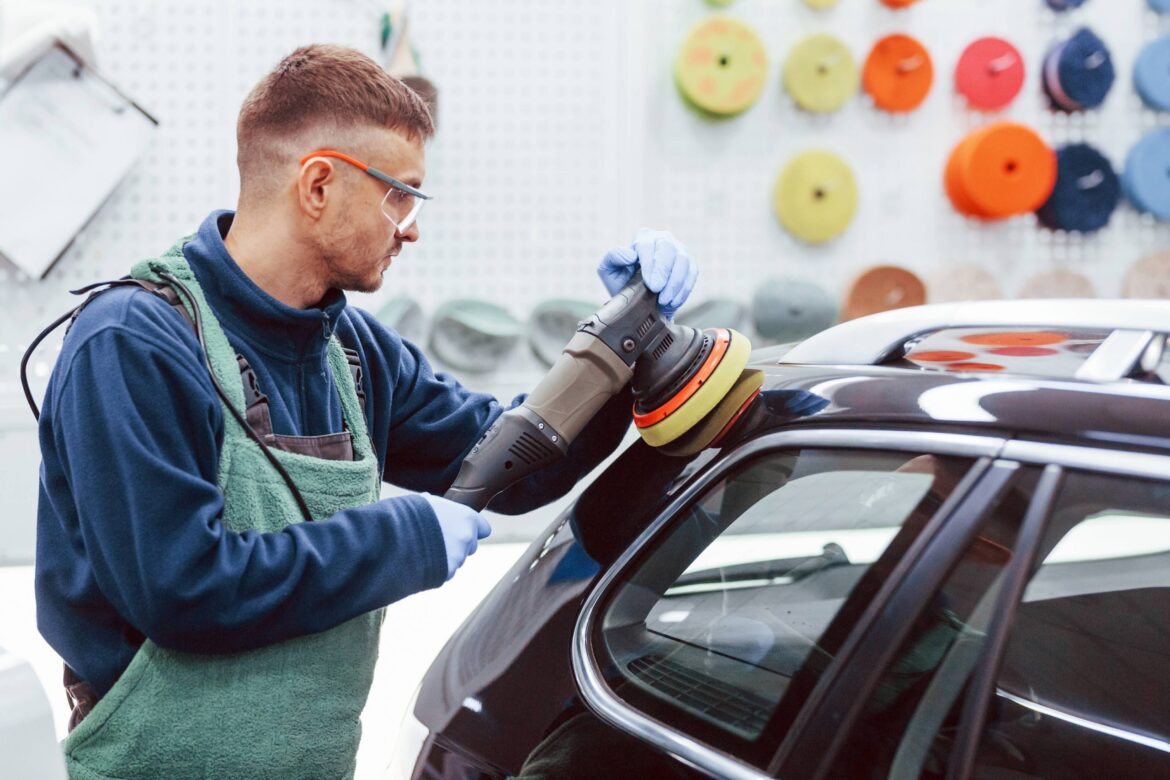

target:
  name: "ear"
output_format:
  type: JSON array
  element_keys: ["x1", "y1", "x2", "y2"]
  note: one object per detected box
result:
[{"x1": 296, "y1": 157, "x2": 337, "y2": 219}]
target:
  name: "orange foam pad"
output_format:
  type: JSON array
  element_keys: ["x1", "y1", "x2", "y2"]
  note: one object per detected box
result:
[
  {"x1": 945, "y1": 123, "x2": 1057, "y2": 219},
  {"x1": 880, "y1": 0, "x2": 920, "y2": 7},
  {"x1": 863, "y1": 34, "x2": 933, "y2": 112}
]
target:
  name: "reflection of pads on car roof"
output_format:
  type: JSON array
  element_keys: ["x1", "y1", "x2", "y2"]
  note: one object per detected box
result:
[{"x1": 430, "y1": 299, "x2": 524, "y2": 372}]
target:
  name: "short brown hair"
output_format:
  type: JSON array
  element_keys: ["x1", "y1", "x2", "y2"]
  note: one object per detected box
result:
[{"x1": 236, "y1": 44, "x2": 434, "y2": 201}]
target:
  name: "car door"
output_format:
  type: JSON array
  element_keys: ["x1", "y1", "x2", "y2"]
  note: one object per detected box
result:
[
  {"x1": 571, "y1": 428, "x2": 1007, "y2": 779},
  {"x1": 793, "y1": 443, "x2": 1170, "y2": 780}
]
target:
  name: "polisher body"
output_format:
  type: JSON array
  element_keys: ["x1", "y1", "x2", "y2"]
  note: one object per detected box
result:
[{"x1": 443, "y1": 275, "x2": 752, "y2": 510}]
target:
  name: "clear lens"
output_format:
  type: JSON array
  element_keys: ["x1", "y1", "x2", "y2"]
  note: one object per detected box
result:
[{"x1": 381, "y1": 186, "x2": 425, "y2": 233}]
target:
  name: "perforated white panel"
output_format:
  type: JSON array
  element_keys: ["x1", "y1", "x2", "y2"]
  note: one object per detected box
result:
[
  {"x1": 1, "y1": 0, "x2": 1168, "y2": 558},
  {"x1": 636, "y1": 0, "x2": 1170, "y2": 306}
]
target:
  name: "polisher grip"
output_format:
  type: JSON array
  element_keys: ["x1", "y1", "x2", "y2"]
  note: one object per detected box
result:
[
  {"x1": 443, "y1": 406, "x2": 569, "y2": 510},
  {"x1": 522, "y1": 331, "x2": 634, "y2": 443}
]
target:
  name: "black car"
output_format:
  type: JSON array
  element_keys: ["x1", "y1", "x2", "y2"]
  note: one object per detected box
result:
[{"x1": 390, "y1": 301, "x2": 1170, "y2": 780}]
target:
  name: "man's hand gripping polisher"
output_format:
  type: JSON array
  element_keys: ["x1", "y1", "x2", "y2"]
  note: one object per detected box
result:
[{"x1": 443, "y1": 274, "x2": 763, "y2": 511}]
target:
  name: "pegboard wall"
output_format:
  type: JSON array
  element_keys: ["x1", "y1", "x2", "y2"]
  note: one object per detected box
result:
[{"x1": 0, "y1": 0, "x2": 1168, "y2": 556}]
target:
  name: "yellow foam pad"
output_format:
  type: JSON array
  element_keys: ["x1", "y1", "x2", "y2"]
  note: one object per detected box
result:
[
  {"x1": 675, "y1": 17, "x2": 768, "y2": 117},
  {"x1": 636, "y1": 329, "x2": 752, "y2": 448},
  {"x1": 805, "y1": 0, "x2": 840, "y2": 6},
  {"x1": 658, "y1": 369, "x2": 764, "y2": 457},
  {"x1": 773, "y1": 150, "x2": 858, "y2": 244},
  {"x1": 784, "y1": 34, "x2": 857, "y2": 113}
]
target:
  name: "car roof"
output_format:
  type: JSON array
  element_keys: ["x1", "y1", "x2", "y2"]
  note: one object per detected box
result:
[{"x1": 747, "y1": 300, "x2": 1170, "y2": 456}]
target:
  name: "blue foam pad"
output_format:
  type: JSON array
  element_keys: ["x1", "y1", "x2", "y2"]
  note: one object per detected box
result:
[
  {"x1": 1149, "y1": 0, "x2": 1170, "y2": 12},
  {"x1": 1036, "y1": 144, "x2": 1120, "y2": 233},
  {"x1": 1046, "y1": 0, "x2": 1087, "y2": 9},
  {"x1": 1043, "y1": 28, "x2": 1115, "y2": 111},
  {"x1": 1135, "y1": 35, "x2": 1170, "y2": 111},
  {"x1": 1124, "y1": 129, "x2": 1170, "y2": 219}
]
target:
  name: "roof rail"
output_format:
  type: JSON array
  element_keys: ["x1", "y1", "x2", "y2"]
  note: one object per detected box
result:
[{"x1": 779, "y1": 299, "x2": 1170, "y2": 381}]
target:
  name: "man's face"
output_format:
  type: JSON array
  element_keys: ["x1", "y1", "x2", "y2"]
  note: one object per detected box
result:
[{"x1": 314, "y1": 127, "x2": 426, "y2": 294}]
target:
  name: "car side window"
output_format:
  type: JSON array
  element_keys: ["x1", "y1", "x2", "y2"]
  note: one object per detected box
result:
[
  {"x1": 588, "y1": 447, "x2": 974, "y2": 768},
  {"x1": 970, "y1": 471, "x2": 1170, "y2": 777}
]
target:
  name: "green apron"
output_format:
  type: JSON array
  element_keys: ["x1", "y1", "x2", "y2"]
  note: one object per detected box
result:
[{"x1": 62, "y1": 243, "x2": 384, "y2": 779}]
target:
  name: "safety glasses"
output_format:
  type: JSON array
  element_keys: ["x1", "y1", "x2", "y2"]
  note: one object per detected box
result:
[{"x1": 299, "y1": 149, "x2": 432, "y2": 233}]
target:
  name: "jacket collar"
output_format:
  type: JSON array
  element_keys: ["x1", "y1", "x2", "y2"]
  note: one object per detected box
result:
[{"x1": 182, "y1": 210, "x2": 347, "y2": 360}]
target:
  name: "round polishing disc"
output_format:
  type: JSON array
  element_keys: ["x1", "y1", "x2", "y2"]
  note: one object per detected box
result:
[
  {"x1": 952, "y1": 123, "x2": 1058, "y2": 219},
  {"x1": 955, "y1": 37, "x2": 1025, "y2": 110},
  {"x1": 863, "y1": 33, "x2": 934, "y2": 112},
  {"x1": 1044, "y1": 28, "x2": 1115, "y2": 111},
  {"x1": 1036, "y1": 143, "x2": 1120, "y2": 233},
  {"x1": 1123, "y1": 251, "x2": 1170, "y2": 298},
  {"x1": 944, "y1": 131, "x2": 987, "y2": 218},
  {"x1": 1123, "y1": 129, "x2": 1170, "y2": 220},
  {"x1": 1149, "y1": 0, "x2": 1170, "y2": 13},
  {"x1": 1018, "y1": 269, "x2": 1096, "y2": 298},
  {"x1": 657, "y1": 369, "x2": 765, "y2": 457},
  {"x1": 784, "y1": 34, "x2": 858, "y2": 113},
  {"x1": 1046, "y1": 0, "x2": 1087, "y2": 9},
  {"x1": 1135, "y1": 35, "x2": 1170, "y2": 111},
  {"x1": 773, "y1": 150, "x2": 859, "y2": 243},
  {"x1": 430, "y1": 300, "x2": 524, "y2": 372},
  {"x1": 752, "y1": 277, "x2": 839, "y2": 342},
  {"x1": 635, "y1": 328, "x2": 752, "y2": 448},
  {"x1": 804, "y1": 0, "x2": 840, "y2": 7},
  {"x1": 675, "y1": 17, "x2": 768, "y2": 117},
  {"x1": 706, "y1": 0, "x2": 737, "y2": 5},
  {"x1": 880, "y1": 0, "x2": 920, "y2": 7},
  {"x1": 843, "y1": 265, "x2": 926, "y2": 321},
  {"x1": 926, "y1": 265, "x2": 1004, "y2": 302}
]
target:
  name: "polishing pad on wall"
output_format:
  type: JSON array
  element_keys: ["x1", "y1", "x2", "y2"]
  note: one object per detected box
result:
[
  {"x1": 528, "y1": 299, "x2": 596, "y2": 367},
  {"x1": 1123, "y1": 129, "x2": 1170, "y2": 220},
  {"x1": 784, "y1": 34, "x2": 857, "y2": 113},
  {"x1": 675, "y1": 17, "x2": 768, "y2": 117},
  {"x1": 676, "y1": 299, "x2": 751, "y2": 334},
  {"x1": 430, "y1": 299, "x2": 524, "y2": 373},
  {"x1": 1123, "y1": 251, "x2": 1170, "y2": 298},
  {"x1": 773, "y1": 150, "x2": 859, "y2": 243},
  {"x1": 843, "y1": 265, "x2": 926, "y2": 321},
  {"x1": 863, "y1": 33, "x2": 934, "y2": 112},
  {"x1": 955, "y1": 37, "x2": 1024, "y2": 110},
  {"x1": 1018, "y1": 269, "x2": 1096, "y2": 299},
  {"x1": 945, "y1": 122, "x2": 1057, "y2": 219},
  {"x1": 752, "y1": 278, "x2": 838, "y2": 342},
  {"x1": 375, "y1": 297, "x2": 426, "y2": 344},
  {"x1": 926, "y1": 265, "x2": 1003, "y2": 302},
  {"x1": 1135, "y1": 35, "x2": 1170, "y2": 111},
  {"x1": 1042, "y1": 28, "x2": 1115, "y2": 111},
  {"x1": 1036, "y1": 143, "x2": 1120, "y2": 233}
]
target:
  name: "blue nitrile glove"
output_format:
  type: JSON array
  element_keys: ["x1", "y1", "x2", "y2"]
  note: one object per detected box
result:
[
  {"x1": 597, "y1": 228, "x2": 698, "y2": 320},
  {"x1": 420, "y1": 493, "x2": 492, "y2": 581}
]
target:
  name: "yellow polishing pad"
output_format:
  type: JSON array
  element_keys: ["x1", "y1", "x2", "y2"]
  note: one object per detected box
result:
[
  {"x1": 773, "y1": 150, "x2": 858, "y2": 243},
  {"x1": 675, "y1": 17, "x2": 768, "y2": 117},
  {"x1": 784, "y1": 34, "x2": 857, "y2": 113},
  {"x1": 658, "y1": 369, "x2": 764, "y2": 457},
  {"x1": 636, "y1": 328, "x2": 752, "y2": 448},
  {"x1": 804, "y1": 0, "x2": 840, "y2": 6}
]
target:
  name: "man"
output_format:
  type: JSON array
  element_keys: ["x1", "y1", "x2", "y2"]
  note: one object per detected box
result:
[{"x1": 35, "y1": 44, "x2": 697, "y2": 778}]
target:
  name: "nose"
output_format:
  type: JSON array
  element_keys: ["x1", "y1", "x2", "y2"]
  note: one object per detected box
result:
[{"x1": 397, "y1": 221, "x2": 420, "y2": 243}]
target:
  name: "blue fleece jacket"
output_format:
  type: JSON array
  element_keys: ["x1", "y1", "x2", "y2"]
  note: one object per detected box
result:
[{"x1": 35, "y1": 211, "x2": 632, "y2": 698}]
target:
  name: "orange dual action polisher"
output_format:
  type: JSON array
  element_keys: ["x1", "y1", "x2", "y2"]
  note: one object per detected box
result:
[{"x1": 443, "y1": 274, "x2": 753, "y2": 510}]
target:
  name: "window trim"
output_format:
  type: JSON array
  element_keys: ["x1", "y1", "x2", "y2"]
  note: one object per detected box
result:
[
  {"x1": 570, "y1": 429, "x2": 1007, "y2": 780},
  {"x1": 944, "y1": 464, "x2": 1065, "y2": 779}
]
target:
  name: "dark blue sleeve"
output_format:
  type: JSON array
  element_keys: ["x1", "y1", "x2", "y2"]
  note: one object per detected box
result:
[
  {"x1": 49, "y1": 298, "x2": 447, "y2": 654},
  {"x1": 348, "y1": 309, "x2": 632, "y2": 514}
]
